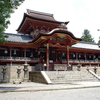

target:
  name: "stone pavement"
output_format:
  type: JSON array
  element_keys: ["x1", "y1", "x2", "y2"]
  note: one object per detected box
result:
[{"x1": 0, "y1": 82, "x2": 100, "y2": 92}]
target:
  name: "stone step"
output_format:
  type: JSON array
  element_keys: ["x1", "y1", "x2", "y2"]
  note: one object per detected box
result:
[
  {"x1": 52, "y1": 78, "x2": 98, "y2": 83},
  {"x1": 45, "y1": 71, "x2": 99, "y2": 84}
]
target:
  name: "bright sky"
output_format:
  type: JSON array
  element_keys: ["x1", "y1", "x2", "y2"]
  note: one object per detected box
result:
[{"x1": 5, "y1": 0, "x2": 100, "y2": 43}]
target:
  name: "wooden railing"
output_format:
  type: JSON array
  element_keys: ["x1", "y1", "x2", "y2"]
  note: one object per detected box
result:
[
  {"x1": 69, "y1": 59, "x2": 100, "y2": 63},
  {"x1": 62, "y1": 59, "x2": 100, "y2": 63},
  {"x1": 0, "y1": 56, "x2": 39, "y2": 62},
  {"x1": 0, "y1": 56, "x2": 100, "y2": 63}
]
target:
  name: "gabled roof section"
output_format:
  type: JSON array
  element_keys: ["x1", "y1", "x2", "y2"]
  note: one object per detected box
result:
[
  {"x1": 31, "y1": 28, "x2": 82, "y2": 42},
  {"x1": 17, "y1": 9, "x2": 69, "y2": 33},
  {"x1": 30, "y1": 28, "x2": 82, "y2": 47},
  {"x1": 72, "y1": 41, "x2": 100, "y2": 50},
  {"x1": 3, "y1": 33, "x2": 33, "y2": 43},
  {"x1": 27, "y1": 9, "x2": 69, "y2": 24}
]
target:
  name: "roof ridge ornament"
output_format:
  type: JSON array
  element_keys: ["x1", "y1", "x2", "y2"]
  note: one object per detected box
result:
[
  {"x1": 61, "y1": 22, "x2": 66, "y2": 26},
  {"x1": 58, "y1": 22, "x2": 67, "y2": 29}
]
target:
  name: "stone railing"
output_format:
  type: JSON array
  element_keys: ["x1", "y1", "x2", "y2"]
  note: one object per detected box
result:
[{"x1": 0, "y1": 56, "x2": 39, "y2": 62}]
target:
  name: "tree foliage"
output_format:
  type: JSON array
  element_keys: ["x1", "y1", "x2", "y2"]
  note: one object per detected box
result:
[
  {"x1": 0, "y1": 0, "x2": 25, "y2": 43},
  {"x1": 81, "y1": 29, "x2": 95, "y2": 43}
]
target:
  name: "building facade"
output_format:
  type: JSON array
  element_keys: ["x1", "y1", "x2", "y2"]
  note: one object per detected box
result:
[{"x1": 0, "y1": 9, "x2": 100, "y2": 82}]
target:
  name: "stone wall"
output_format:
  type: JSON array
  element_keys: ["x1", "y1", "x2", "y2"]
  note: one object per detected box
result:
[
  {"x1": 0, "y1": 63, "x2": 35, "y2": 83},
  {"x1": 29, "y1": 71, "x2": 46, "y2": 83}
]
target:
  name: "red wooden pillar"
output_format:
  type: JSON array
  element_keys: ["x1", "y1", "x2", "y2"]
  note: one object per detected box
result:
[
  {"x1": 21, "y1": 48, "x2": 23, "y2": 57},
  {"x1": 38, "y1": 48, "x2": 40, "y2": 61},
  {"x1": 46, "y1": 43, "x2": 49, "y2": 71},
  {"x1": 66, "y1": 45, "x2": 69, "y2": 66},
  {"x1": 10, "y1": 47, "x2": 12, "y2": 58},
  {"x1": 56, "y1": 48, "x2": 57, "y2": 62},
  {"x1": 24, "y1": 48, "x2": 26, "y2": 59}
]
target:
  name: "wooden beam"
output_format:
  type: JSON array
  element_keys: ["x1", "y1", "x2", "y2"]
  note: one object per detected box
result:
[{"x1": 49, "y1": 44, "x2": 67, "y2": 48}]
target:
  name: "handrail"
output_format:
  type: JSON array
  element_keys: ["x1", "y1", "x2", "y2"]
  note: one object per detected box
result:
[{"x1": 88, "y1": 70, "x2": 100, "y2": 80}]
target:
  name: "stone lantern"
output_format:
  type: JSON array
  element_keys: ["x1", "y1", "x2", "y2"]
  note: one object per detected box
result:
[
  {"x1": 87, "y1": 66, "x2": 89, "y2": 71},
  {"x1": 2, "y1": 65, "x2": 7, "y2": 83},
  {"x1": 23, "y1": 61, "x2": 29, "y2": 82},
  {"x1": 17, "y1": 65, "x2": 21, "y2": 79},
  {"x1": 13, "y1": 65, "x2": 22, "y2": 84},
  {"x1": 67, "y1": 64, "x2": 71, "y2": 71},
  {"x1": 77, "y1": 63, "x2": 81, "y2": 71},
  {"x1": 94, "y1": 67, "x2": 97, "y2": 74}
]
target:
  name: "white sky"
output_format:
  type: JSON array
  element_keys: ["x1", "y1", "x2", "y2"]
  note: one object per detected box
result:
[{"x1": 5, "y1": 0, "x2": 100, "y2": 43}]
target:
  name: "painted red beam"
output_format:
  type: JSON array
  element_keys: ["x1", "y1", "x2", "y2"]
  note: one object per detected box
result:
[
  {"x1": 48, "y1": 40, "x2": 67, "y2": 45},
  {"x1": 49, "y1": 44, "x2": 67, "y2": 48}
]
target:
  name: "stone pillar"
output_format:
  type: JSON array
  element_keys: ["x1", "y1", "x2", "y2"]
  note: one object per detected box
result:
[
  {"x1": 23, "y1": 61, "x2": 29, "y2": 82},
  {"x1": 2, "y1": 65, "x2": 7, "y2": 83},
  {"x1": 46, "y1": 43, "x2": 49, "y2": 71}
]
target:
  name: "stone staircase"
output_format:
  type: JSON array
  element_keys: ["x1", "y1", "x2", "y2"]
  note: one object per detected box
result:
[{"x1": 45, "y1": 71, "x2": 99, "y2": 84}]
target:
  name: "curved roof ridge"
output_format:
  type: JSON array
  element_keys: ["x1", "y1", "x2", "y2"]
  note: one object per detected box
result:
[
  {"x1": 42, "y1": 28, "x2": 82, "y2": 41},
  {"x1": 17, "y1": 9, "x2": 69, "y2": 32},
  {"x1": 31, "y1": 28, "x2": 82, "y2": 43},
  {"x1": 27, "y1": 9, "x2": 53, "y2": 17}
]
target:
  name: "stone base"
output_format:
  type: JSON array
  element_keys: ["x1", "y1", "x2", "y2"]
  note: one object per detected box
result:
[
  {"x1": 23, "y1": 78, "x2": 29, "y2": 82},
  {"x1": 2, "y1": 80, "x2": 7, "y2": 83},
  {"x1": 13, "y1": 79, "x2": 22, "y2": 84}
]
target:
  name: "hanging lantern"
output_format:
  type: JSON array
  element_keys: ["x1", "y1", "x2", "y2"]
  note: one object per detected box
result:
[
  {"x1": 4, "y1": 49, "x2": 8, "y2": 54},
  {"x1": 79, "y1": 54, "x2": 81, "y2": 58},
  {"x1": 73, "y1": 54, "x2": 75, "y2": 58},
  {"x1": 30, "y1": 52, "x2": 33, "y2": 57},
  {"x1": 89, "y1": 55, "x2": 91, "y2": 58},
  {"x1": 62, "y1": 52, "x2": 65, "y2": 56},
  {"x1": 38, "y1": 51, "x2": 40, "y2": 55},
  {"x1": 14, "y1": 50, "x2": 16, "y2": 55}
]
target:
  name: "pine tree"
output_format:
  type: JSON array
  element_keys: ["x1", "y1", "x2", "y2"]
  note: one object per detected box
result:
[{"x1": 81, "y1": 29, "x2": 95, "y2": 43}]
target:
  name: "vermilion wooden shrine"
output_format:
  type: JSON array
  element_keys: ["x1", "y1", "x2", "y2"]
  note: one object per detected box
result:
[{"x1": 0, "y1": 9, "x2": 100, "y2": 71}]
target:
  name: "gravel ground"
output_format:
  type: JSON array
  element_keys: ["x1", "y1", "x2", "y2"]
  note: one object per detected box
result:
[{"x1": 0, "y1": 87, "x2": 100, "y2": 100}]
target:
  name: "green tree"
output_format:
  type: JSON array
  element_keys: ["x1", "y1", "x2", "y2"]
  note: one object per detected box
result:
[
  {"x1": 81, "y1": 29, "x2": 95, "y2": 43},
  {"x1": 0, "y1": 0, "x2": 25, "y2": 44},
  {"x1": 98, "y1": 40, "x2": 100, "y2": 43}
]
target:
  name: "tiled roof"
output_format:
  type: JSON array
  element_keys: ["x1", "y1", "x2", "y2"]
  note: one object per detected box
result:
[
  {"x1": 72, "y1": 41, "x2": 100, "y2": 50},
  {"x1": 27, "y1": 9, "x2": 69, "y2": 24},
  {"x1": 2, "y1": 33, "x2": 100, "y2": 50},
  {"x1": 3, "y1": 33, "x2": 33, "y2": 43}
]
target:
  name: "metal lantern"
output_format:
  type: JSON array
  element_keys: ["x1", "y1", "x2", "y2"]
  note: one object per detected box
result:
[
  {"x1": 14, "y1": 50, "x2": 16, "y2": 55},
  {"x1": 4, "y1": 49, "x2": 8, "y2": 54}
]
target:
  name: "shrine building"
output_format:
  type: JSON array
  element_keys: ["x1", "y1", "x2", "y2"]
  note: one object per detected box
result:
[{"x1": 0, "y1": 9, "x2": 100, "y2": 83}]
